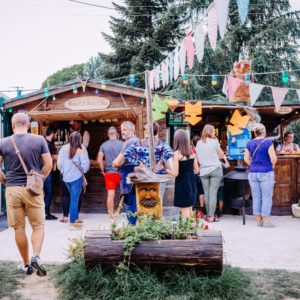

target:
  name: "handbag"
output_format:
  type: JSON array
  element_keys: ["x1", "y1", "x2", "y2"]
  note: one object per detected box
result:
[
  {"x1": 11, "y1": 137, "x2": 45, "y2": 196},
  {"x1": 72, "y1": 160, "x2": 88, "y2": 193}
]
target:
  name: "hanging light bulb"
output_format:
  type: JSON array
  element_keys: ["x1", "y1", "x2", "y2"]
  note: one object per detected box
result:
[
  {"x1": 8, "y1": 108, "x2": 13, "y2": 113},
  {"x1": 95, "y1": 88, "x2": 99, "y2": 94},
  {"x1": 17, "y1": 88, "x2": 22, "y2": 99},
  {"x1": 282, "y1": 70, "x2": 289, "y2": 83},
  {"x1": 139, "y1": 98, "x2": 145, "y2": 105},
  {"x1": 245, "y1": 73, "x2": 251, "y2": 85},
  {"x1": 101, "y1": 80, "x2": 107, "y2": 89},
  {"x1": 183, "y1": 74, "x2": 189, "y2": 86},
  {"x1": 129, "y1": 74, "x2": 136, "y2": 84},
  {"x1": 52, "y1": 95, "x2": 56, "y2": 100},
  {"x1": 72, "y1": 85, "x2": 78, "y2": 94},
  {"x1": 211, "y1": 74, "x2": 218, "y2": 86},
  {"x1": 44, "y1": 88, "x2": 49, "y2": 97}
]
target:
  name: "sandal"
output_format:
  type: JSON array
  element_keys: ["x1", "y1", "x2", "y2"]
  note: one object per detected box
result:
[
  {"x1": 69, "y1": 223, "x2": 82, "y2": 230},
  {"x1": 60, "y1": 217, "x2": 68, "y2": 223},
  {"x1": 75, "y1": 219, "x2": 83, "y2": 224}
]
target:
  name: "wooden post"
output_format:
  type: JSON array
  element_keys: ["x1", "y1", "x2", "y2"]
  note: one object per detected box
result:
[{"x1": 145, "y1": 70, "x2": 155, "y2": 172}]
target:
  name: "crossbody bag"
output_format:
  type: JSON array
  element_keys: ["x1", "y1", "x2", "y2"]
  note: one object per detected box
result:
[
  {"x1": 72, "y1": 160, "x2": 88, "y2": 193},
  {"x1": 251, "y1": 139, "x2": 266, "y2": 160},
  {"x1": 11, "y1": 136, "x2": 45, "y2": 196}
]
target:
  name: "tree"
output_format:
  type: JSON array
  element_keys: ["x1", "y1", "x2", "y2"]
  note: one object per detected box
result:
[
  {"x1": 84, "y1": 56, "x2": 102, "y2": 79},
  {"x1": 98, "y1": 0, "x2": 193, "y2": 84},
  {"x1": 166, "y1": 0, "x2": 300, "y2": 102},
  {"x1": 41, "y1": 64, "x2": 85, "y2": 88}
]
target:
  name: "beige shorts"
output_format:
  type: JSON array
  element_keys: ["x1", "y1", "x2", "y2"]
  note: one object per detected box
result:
[{"x1": 5, "y1": 186, "x2": 45, "y2": 228}]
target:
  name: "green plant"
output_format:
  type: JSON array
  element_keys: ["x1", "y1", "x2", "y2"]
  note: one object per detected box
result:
[
  {"x1": 67, "y1": 236, "x2": 84, "y2": 262},
  {"x1": 112, "y1": 214, "x2": 207, "y2": 272}
]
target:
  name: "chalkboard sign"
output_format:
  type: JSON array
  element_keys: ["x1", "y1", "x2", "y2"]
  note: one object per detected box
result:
[
  {"x1": 227, "y1": 128, "x2": 251, "y2": 160},
  {"x1": 167, "y1": 112, "x2": 187, "y2": 126}
]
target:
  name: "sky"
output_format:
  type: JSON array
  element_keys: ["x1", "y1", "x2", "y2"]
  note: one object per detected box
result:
[{"x1": 0, "y1": 0, "x2": 299, "y2": 98}]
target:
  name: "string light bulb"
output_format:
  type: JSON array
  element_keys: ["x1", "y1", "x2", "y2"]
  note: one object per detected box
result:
[
  {"x1": 245, "y1": 73, "x2": 251, "y2": 85},
  {"x1": 282, "y1": 70, "x2": 289, "y2": 83},
  {"x1": 95, "y1": 88, "x2": 99, "y2": 94},
  {"x1": 44, "y1": 88, "x2": 49, "y2": 97},
  {"x1": 17, "y1": 88, "x2": 22, "y2": 99},
  {"x1": 129, "y1": 74, "x2": 136, "y2": 84},
  {"x1": 211, "y1": 74, "x2": 218, "y2": 86},
  {"x1": 72, "y1": 85, "x2": 78, "y2": 94},
  {"x1": 183, "y1": 74, "x2": 189, "y2": 86},
  {"x1": 52, "y1": 95, "x2": 56, "y2": 100},
  {"x1": 101, "y1": 80, "x2": 107, "y2": 89}
]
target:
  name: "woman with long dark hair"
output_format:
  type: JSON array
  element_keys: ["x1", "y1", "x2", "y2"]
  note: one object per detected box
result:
[
  {"x1": 57, "y1": 131, "x2": 90, "y2": 229},
  {"x1": 167, "y1": 129, "x2": 199, "y2": 219}
]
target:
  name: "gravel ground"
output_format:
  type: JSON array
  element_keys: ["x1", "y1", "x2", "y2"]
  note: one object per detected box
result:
[{"x1": 0, "y1": 213, "x2": 299, "y2": 271}]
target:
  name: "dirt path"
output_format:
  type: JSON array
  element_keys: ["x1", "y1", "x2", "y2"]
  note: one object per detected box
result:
[{"x1": 16, "y1": 272, "x2": 59, "y2": 300}]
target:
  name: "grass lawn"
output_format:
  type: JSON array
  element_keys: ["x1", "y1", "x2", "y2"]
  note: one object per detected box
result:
[{"x1": 1, "y1": 260, "x2": 300, "y2": 300}]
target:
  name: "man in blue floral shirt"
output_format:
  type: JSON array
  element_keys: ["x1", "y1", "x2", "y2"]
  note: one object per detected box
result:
[{"x1": 123, "y1": 122, "x2": 173, "y2": 200}]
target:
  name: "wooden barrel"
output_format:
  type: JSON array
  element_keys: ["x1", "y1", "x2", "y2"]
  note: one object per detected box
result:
[{"x1": 84, "y1": 230, "x2": 223, "y2": 275}]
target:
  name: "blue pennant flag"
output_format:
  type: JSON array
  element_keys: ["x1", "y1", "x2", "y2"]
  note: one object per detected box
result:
[{"x1": 236, "y1": 0, "x2": 249, "y2": 25}]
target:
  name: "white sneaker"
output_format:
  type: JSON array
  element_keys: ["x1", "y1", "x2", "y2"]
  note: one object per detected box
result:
[{"x1": 17, "y1": 263, "x2": 33, "y2": 275}]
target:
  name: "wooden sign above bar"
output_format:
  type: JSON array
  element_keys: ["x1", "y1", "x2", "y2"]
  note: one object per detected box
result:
[{"x1": 64, "y1": 96, "x2": 110, "y2": 111}]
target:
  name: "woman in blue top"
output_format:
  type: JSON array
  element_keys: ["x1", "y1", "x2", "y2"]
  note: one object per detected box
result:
[
  {"x1": 57, "y1": 131, "x2": 90, "y2": 229},
  {"x1": 244, "y1": 124, "x2": 277, "y2": 227}
]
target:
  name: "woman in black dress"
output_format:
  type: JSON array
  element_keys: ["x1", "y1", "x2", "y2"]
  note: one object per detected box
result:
[{"x1": 167, "y1": 129, "x2": 199, "y2": 219}]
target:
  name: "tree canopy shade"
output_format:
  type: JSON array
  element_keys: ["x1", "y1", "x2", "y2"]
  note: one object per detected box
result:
[
  {"x1": 98, "y1": 0, "x2": 202, "y2": 84},
  {"x1": 166, "y1": 0, "x2": 300, "y2": 102},
  {"x1": 41, "y1": 64, "x2": 85, "y2": 88}
]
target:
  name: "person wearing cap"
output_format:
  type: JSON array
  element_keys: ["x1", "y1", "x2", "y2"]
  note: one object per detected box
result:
[
  {"x1": 244, "y1": 123, "x2": 277, "y2": 227},
  {"x1": 98, "y1": 127, "x2": 123, "y2": 220}
]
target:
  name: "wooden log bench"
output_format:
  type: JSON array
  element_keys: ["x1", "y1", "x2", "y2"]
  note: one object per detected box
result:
[{"x1": 84, "y1": 230, "x2": 223, "y2": 275}]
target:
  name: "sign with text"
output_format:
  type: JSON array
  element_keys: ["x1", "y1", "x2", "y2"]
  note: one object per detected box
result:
[
  {"x1": 167, "y1": 112, "x2": 187, "y2": 126},
  {"x1": 64, "y1": 96, "x2": 110, "y2": 111},
  {"x1": 227, "y1": 128, "x2": 251, "y2": 160}
]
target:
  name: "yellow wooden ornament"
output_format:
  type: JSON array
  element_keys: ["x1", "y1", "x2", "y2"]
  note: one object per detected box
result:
[
  {"x1": 166, "y1": 98, "x2": 180, "y2": 112},
  {"x1": 185, "y1": 101, "x2": 202, "y2": 126},
  {"x1": 227, "y1": 109, "x2": 250, "y2": 136}
]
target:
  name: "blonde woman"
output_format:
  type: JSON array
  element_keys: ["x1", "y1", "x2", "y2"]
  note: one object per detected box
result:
[
  {"x1": 244, "y1": 124, "x2": 277, "y2": 227},
  {"x1": 167, "y1": 129, "x2": 199, "y2": 219},
  {"x1": 196, "y1": 125, "x2": 229, "y2": 222}
]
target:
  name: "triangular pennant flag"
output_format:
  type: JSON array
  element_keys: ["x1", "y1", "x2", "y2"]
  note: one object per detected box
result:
[
  {"x1": 152, "y1": 94, "x2": 168, "y2": 121},
  {"x1": 215, "y1": 0, "x2": 230, "y2": 39},
  {"x1": 173, "y1": 47, "x2": 180, "y2": 81},
  {"x1": 165, "y1": 58, "x2": 169, "y2": 87},
  {"x1": 194, "y1": 22, "x2": 206, "y2": 63},
  {"x1": 185, "y1": 33, "x2": 195, "y2": 69},
  {"x1": 227, "y1": 109, "x2": 250, "y2": 136},
  {"x1": 222, "y1": 76, "x2": 228, "y2": 96},
  {"x1": 149, "y1": 70, "x2": 154, "y2": 90},
  {"x1": 297, "y1": 89, "x2": 300, "y2": 102},
  {"x1": 166, "y1": 98, "x2": 180, "y2": 112},
  {"x1": 227, "y1": 76, "x2": 243, "y2": 100},
  {"x1": 271, "y1": 87, "x2": 289, "y2": 112},
  {"x1": 208, "y1": 4, "x2": 218, "y2": 50},
  {"x1": 179, "y1": 41, "x2": 186, "y2": 76},
  {"x1": 161, "y1": 61, "x2": 166, "y2": 88},
  {"x1": 168, "y1": 52, "x2": 174, "y2": 83},
  {"x1": 155, "y1": 66, "x2": 161, "y2": 90},
  {"x1": 249, "y1": 83, "x2": 264, "y2": 106},
  {"x1": 236, "y1": 0, "x2": 250, "y2": 25},
  {"x1": 185, "y1": 101, "x2": 202, "y2": 125}
]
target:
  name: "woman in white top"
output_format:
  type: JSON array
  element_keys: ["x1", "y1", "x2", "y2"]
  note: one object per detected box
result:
[{"x1": 196, "y1": 125, "x2": 229, "y2": 222}]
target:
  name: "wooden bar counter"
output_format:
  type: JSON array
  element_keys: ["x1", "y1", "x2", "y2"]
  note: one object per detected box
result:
[{"x1": 272, "y1": 155, "x2": 300, "y2": 215}]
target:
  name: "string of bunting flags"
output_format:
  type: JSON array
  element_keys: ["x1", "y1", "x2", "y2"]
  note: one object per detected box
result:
[{"x1": 149, "y1": 0, "x2": 251, "y2": 90}]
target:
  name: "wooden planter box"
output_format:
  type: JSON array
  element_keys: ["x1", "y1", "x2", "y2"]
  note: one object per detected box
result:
[{"x1": 84, "y1": 230, "x2": 223, "y2": 275}]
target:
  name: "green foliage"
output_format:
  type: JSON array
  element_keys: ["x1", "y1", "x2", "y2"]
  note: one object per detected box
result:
[
  {"x1": 166, "y1": 0, "x2": 300, "y2": 101},
  {"x1": 41, "y1": 64, "x2": 85, "y2": 88},
  {"x1": 67, "y1": 236, "x2": 84, "y2": 262},
  {"x1": 84, "y1": 56, "x2": 102, "y2": 79},
  {"x1": 99, "y1": 0, "x2": 192, "y2": 83},
  {"x1": 56, "y1": 260, "x2": 252, "y2": 300},
  {"x1": 112, "y1": 215, "x2": 206, "y2": 272}
]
